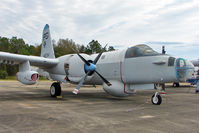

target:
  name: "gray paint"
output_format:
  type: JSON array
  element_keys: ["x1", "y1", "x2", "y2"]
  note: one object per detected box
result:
[{"x1": 0, "y1": 24, "x2": 195, "y2": 97}]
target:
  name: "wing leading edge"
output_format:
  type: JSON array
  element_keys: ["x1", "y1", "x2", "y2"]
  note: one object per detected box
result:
[{"x1": 0, "y1": 52, "x2": 58, "y2": 68}]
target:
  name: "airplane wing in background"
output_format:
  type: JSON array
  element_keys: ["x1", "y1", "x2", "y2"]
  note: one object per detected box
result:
[{"x1": 191, "y1": 60, "x2": 199, "y2": 67}]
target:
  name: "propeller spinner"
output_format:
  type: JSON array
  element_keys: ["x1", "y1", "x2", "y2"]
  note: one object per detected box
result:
[{"x1": 72, "y1": 45, "x2": 112, "y2": 94}]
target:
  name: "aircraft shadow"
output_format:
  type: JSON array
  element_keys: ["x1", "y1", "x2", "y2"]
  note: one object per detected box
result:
[{"x1": 0, "y1": 89, "x2": 135, "y2": 102}]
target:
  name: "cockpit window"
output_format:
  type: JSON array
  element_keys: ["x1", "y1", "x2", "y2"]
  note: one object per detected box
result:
[
  {"x1": 125, "y1": 44, "x2": 160, "y2": 58},
  {"x1": 168, "y1": 57, "x2": 175, "y2": 66}
]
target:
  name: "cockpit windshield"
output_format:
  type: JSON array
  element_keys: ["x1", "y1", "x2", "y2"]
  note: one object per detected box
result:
[{"x1": 125, "y1": 44, "x2": 160, "y2": 58}]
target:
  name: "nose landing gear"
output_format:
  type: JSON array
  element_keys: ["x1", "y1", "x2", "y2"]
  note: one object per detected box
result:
[
  {"x1": 151, "y1": 92, "x2": 162, "y2": 105},
  {"x1": 152, "y1": 83, "x2": 166, "y2": 105}
]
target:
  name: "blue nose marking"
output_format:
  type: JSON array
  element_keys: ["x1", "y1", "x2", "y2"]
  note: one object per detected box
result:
[{"x1": 84, "y1": 63, "x2": 97, "y2": 73}]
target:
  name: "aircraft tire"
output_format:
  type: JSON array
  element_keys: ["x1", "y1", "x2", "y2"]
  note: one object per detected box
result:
[
  {"x1": 151, "y1": 94, "x2": 162, "y2": 105},
  {"x1": 173, "y1": 82, "x2": 180, "y2": 87},
  {"x1": 50, "y1": 82, "x2": 61, "y2": 97}
]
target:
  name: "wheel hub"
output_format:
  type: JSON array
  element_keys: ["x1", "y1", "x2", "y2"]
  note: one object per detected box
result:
[
  {"x1": 50, "y1": 86, "x2": 55, "y2": 95},
  {"x1": 153, "y1": 97, "x2": 158, "y2": 104}
]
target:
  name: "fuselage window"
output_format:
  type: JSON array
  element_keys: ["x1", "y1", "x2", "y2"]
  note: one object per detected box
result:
[
  {"x1": 168, "y1": 57, "x2": 175, "y2": 66},
  {"x1": 179, "y1": 60, "x2": 185, "y2": 67}
]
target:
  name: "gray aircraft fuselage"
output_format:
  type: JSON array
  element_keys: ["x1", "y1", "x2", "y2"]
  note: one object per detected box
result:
[{"x1": 47, "y1": 44, "x2": 194, "y2": 87}]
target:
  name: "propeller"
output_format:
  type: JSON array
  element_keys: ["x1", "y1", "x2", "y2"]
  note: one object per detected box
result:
[{"x1": 72, "y1": 44, "x2": 112, "y2": 94}]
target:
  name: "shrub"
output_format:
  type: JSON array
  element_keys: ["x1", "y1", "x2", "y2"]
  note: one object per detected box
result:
[{"x1": 0, "y1": 70, "x2": 8, "y2": 79}]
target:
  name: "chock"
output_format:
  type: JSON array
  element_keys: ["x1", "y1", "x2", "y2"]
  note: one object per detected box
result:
[{"x1": 56, "y1": 96, "x2": 62, "y2": 99}]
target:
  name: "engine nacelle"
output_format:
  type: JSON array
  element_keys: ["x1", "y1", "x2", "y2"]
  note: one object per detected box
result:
[
  {"x1": 68, "y1": 54, "x2": 92, "y2": 77},
  {"x1": 66, "y1": 54, "x2": 94, "y2": 83},
  {"x1": 16, "y1": 71, "x2": 39, "y2": 85},
  {"x1": 103, "y1": 80, "x2": 135, "y2": 97}
]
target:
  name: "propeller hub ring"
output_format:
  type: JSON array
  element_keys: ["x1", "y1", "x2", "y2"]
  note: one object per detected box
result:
[{"x1": 84, "y1": 63, "x2": 96, "y2": 73}]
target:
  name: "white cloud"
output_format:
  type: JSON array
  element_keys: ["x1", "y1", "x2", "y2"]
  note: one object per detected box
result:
[{"x1": 0, "y1": 0, "x2": 199, "y2": 59}]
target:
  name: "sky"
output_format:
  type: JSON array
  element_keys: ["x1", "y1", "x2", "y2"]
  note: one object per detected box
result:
[{"x1": 0, "y1": 0, "x2": 199, "y2": 60}]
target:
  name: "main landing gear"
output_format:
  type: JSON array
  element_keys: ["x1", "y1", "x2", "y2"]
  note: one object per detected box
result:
[{"x1": 50, "y1": 82, "x2": 62, "y2": 97}]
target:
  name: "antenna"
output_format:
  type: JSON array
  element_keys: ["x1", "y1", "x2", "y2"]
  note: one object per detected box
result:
[{"x1": 162, "y1": 46, "x2": 166, "y2": 54}]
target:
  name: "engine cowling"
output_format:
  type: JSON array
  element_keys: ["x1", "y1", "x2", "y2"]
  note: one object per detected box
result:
[
  {"x1": 67, "y1": 54, "x2": 93, "y2": 83},
  {"x1": 103, "y1": 80, "x2": 135, "y2": 97},
  {"x1": 16, "y1": 71, "x2": 39, "y2": 85}
]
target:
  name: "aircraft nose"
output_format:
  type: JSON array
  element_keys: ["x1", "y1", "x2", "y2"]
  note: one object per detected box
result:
[{"x1": 175, "y1": 58, "x2": 195, "y2": 82}]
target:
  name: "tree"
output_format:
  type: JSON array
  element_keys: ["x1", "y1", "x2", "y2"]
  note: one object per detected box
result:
[
  {"x1": 54, "y1": 38, "x2": 77, "y2": 57},
  {"x1": 108, "y1": 46, "x2": 115, "y2": 51},
  {"x1": 76, "y1": 44, "x2": 86, "y2": 53},
  {"x1": 86, "y1": 40, "x2": 102, "y2": 54},
  {"x1": 33, "y1": 45, "x2": 41, "y2": 56},
  {"x1": 0, "y1": 70, "x2": 8, "y2": 79},
  {"x1": 9, "y1": 37, "x2": 29, "y2": 55},
  {"x1": 0, "y1": 37, "x2": 9, "y2": 52}
]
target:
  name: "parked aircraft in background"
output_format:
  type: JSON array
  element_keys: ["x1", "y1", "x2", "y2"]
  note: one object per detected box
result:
[
  {"x1": 0, "y1": 24, "x2": 195, "y2": 105},
  {"x1": 172, "y1": 67, "x2": 199, "y2": 87},
  {"x1": 186, "y1": 67, "x2": 199, "y2": 85}
]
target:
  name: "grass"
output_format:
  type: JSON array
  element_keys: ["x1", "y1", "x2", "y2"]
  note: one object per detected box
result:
[{"x1": 6, "y1": 76, "x2": 17, "y2": 80}]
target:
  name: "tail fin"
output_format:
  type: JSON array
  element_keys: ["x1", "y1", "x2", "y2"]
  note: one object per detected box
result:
[{"x1": 41, "y1": 24, "x2": 55, "y2": 58}]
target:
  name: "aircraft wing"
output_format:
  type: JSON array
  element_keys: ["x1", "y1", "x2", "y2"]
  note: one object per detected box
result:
[
  {"x1": 191, "y1": 60, "x2": 199, "y2": 66},
  {"x1": 0, "y1": 51, "x2": 58, "y2": 68}
]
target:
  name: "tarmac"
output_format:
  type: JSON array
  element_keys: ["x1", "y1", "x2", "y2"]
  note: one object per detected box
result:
[{"x1": 0, "y1": 81, "x2": 199, "y2": 133}]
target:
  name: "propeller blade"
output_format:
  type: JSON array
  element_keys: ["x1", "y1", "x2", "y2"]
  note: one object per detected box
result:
[
  {"x1": 72, "y1": 72, "x2": 90, "y2": 94},
  {"x1": 95, "y1": 70, "x2": 112, "y2": 86},
  {"x1": 77, "y1": 53, "x2": 90, "y2": 66},
  {"x1": 93, "y1": 44, "x2": 108, "y2": 64}
]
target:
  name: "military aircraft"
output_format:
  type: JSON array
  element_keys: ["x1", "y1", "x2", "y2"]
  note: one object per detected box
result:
[{"x1": 0, "y1": 24, "x2": 195, "y2": 105}]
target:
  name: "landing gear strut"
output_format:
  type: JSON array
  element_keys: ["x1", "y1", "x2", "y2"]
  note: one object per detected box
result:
[
  {"x1": 152, "y1": 83, "x2": 165, "y2": 105},
  {"x1": 154, "y1": 83, "x2": 165, "y2": 91},
  {"x1": 50, "y1": 82, "x2": 61, "y2": 97}
]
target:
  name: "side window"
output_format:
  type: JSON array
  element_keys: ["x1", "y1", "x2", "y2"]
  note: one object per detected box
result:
[
  {"x1": 177, "y1": 59, "x2": 186, "y2": 67},
  {"x1": 168, "y1": 57, "x2": 175, "y2": 66},
  {"x1": 179, "y1": 60, "x2": 185, "y2": 67}
]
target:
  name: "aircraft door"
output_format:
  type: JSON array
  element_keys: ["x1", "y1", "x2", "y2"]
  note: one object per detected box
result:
[{"x1": 64, "y1": 55, "x2": 74, "y2": 76}]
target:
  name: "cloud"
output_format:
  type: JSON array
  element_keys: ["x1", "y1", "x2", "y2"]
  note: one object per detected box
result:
[
  {"x1": 0, "y1": 0, "x2": 199, "y2": 59},
  {"x1": 145, "y1": 41, "x2": 199, "y2": 60}
]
